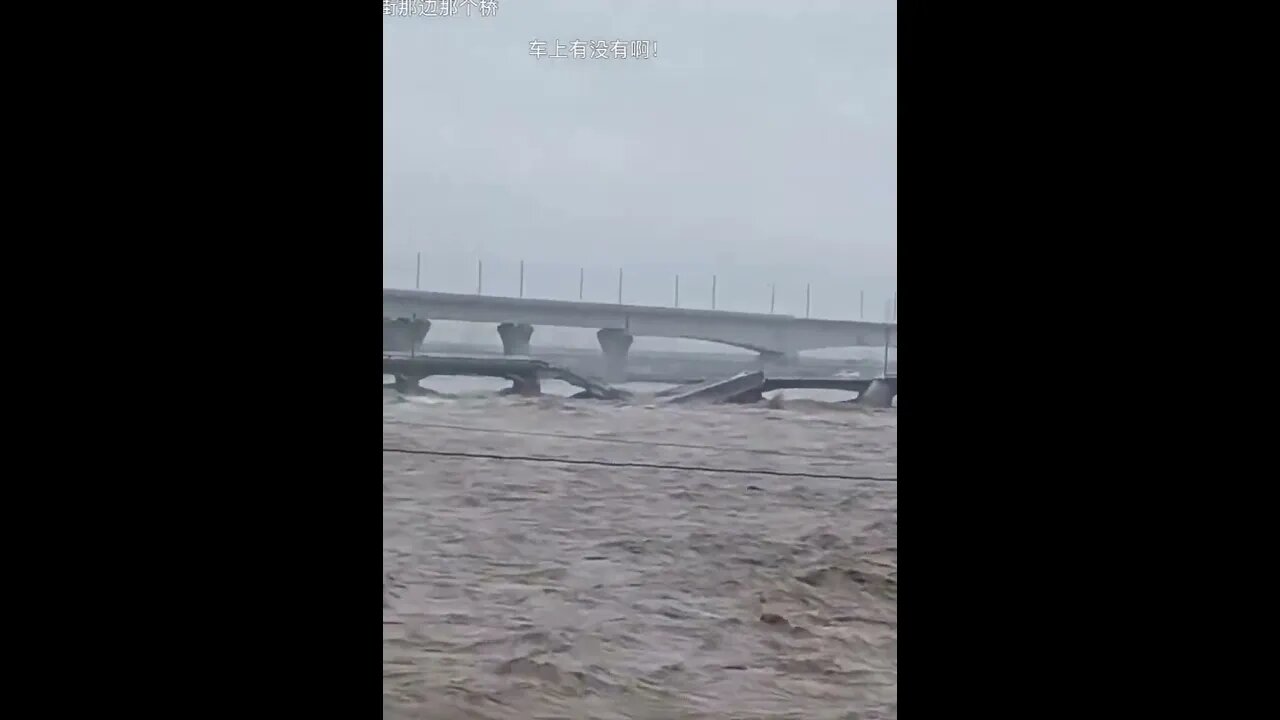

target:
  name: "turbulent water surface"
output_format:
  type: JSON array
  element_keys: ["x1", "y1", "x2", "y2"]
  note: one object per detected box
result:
[{"x1": 384, "y1": 388, "x2": 897, "y2": 719}]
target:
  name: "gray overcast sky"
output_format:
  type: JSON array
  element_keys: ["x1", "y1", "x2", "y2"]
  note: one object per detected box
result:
[{"x1": 384, "y1": 0, "x2": 896, "y2": 331}]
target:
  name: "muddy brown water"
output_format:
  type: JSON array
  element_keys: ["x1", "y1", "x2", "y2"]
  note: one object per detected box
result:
[{"x1": 384, "y1": 393, "x2": 897, "y2": 719}]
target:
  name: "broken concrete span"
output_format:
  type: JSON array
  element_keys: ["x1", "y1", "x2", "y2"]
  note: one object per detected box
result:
[
  {"x1": 382, "y1": 352, "x2": 897, "y2": 407},
  {"x1": 662, "y1": 371, "x2": 767, "y2": 405},
  {"x1": 662, "y1": 372, "x2": 898, "y2": 407},
  {"x1": 383, "y1": 353, "x2": 630, "y2": 401}
]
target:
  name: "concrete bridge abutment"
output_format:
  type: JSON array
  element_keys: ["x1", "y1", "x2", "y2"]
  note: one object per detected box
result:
[
  {"x1": 383, "y1": 317, "x2": 430, "y2": 352},
  {"x1": 497, "y1": 322, "x2": 534, "y2": 355},
  {"x1": 597, "y1": 328, "x2": 633, "y2": 384}
]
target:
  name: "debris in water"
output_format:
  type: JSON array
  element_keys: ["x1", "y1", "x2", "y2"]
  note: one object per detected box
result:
[{"x1": 760, "y1": 612, "x2": 790, "y2": 627}]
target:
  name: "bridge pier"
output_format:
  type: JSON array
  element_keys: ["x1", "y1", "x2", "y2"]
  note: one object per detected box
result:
[
  {"x1": 383, "y1": 317, "x2": 430, "y2": 352},
  {"x1": 392, "y1": 374, "x2": 424, "y2": 394},
  {"x1": 597, "y1": 328, "x2": 633, "y2": 383},
  {"x1": 500, "y1": 372, "x2": 542, "y2": 397},
  {"x1": 497, "y1": 322, "x2": 534, "y2": 356},
  {"x1": 857, "y1": 378, "x2": 896, "y2": 408}
]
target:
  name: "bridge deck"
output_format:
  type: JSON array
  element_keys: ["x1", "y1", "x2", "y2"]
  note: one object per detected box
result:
[
  {"x1": 382, "y1": 354, "x2": 628, "y2": 400},
  {"x1": 385, "y1": 289, "x2": 810, "y2": 321},
  {"x1": 384, "y1": 289, "x2": 897, "y2": 352},
  {"x1": 761, "y1": 377, "x2": 878, "y2": 392},
  {"x1": 384, "y1": 353, "x2": 551, "y2": 376}
]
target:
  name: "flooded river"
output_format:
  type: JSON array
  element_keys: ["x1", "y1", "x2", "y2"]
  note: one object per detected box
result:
[{"x1": 384, "y1": 387, "x2": 897, "y2": 719}]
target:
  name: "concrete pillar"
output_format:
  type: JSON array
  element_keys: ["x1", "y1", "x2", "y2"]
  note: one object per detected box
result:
[
  {"x1": 596, "y1": 328, "x2": 633, "y2": 384},
  {"x1": 497, "y1": 322, "x2": 534, "y2": 356},
  {"x1": 383, "y1": 318, "x2": 430, "y2": 353},
  {"x1": 509, "y1": 373, "x2": 541, "y2": 396},
  {"x1": 858, "y1": 378, "x2": 895, "y2": 408}
]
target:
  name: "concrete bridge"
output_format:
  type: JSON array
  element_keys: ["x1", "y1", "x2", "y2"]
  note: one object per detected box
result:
[{"x1": 383, "y1": 289, "x2": 897, "y2": 382}]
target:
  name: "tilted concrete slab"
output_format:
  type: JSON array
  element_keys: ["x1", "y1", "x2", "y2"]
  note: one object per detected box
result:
[
  {"x1": 663, "y1": 371, "x2": 767, "y2": 405},
  {"x1": 659, "y1": 373, "x2": 897, "y2": 404}
]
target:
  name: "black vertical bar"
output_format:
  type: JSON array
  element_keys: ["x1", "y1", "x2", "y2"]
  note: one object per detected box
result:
[
  {"x1": 415, "y1": 252, "x2": 421, "y2": 290},
  {"x1": 617, "y1": 268, "x2": 623, "y2": 304},
  {"x1": 770, "y1": 283, "x2": 776, "y2": 314},
  {"x1": 476, "y1": 260, "x2": 483, "y2": 294}
]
